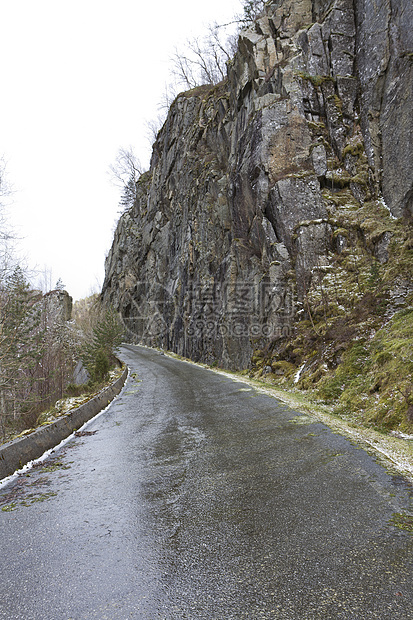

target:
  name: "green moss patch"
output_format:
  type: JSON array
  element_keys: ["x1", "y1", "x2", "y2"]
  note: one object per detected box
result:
[
  {"x1": 296, "y1": 71, "x2": 335, "y2": 88},
  {"x1": 316, "y1": 309, "x2": 413, "y2": 430},
  {"x1": 389, "y1": 512, "x2": 413, "y2": 533},
  {"x1": 39, "y1": 461, "x2": 71, "y2": 473},
  {"x1": 256, "y1": 188, "x2": 413, "y2": 434}
]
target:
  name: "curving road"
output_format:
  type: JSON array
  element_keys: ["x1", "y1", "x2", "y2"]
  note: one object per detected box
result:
[{"x1": 0, "y1": 344, "x2": 412, "y2": 619}]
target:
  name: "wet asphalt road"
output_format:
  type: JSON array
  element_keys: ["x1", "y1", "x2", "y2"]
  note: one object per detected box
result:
[{"x1": 0, "y1": 344, "x2": 412, "y2": 619}]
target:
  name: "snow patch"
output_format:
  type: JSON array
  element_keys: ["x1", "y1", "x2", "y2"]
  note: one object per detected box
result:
[{"x1": 294, "y1": 363, "x2": 306, "y2": 384}]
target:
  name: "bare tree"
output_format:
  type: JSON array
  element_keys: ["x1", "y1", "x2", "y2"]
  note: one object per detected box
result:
[
  {"x1": 33, "y1": 265, "x2": 54, "y2": 294},
  {"x1": 0, "y1": 157, "x2": 12, "y2": 211},
  {"x1": 145, "y1": 114, "x2": 166, "y2": 147},
  {"x1": 0, "y1": 158, "x2": 18, "y2": 283},
  {"x1": 145, "y1": 83, "x2": 178, "y2": 145},
  {"x1": 171, "y1": 23, "x2": 238, "y2": 90},
  {"x1": 108, "y1": 147, "x2": 143, "y2": 212},
  {"x1": 108, "y1": 146, "x2": 142, "y2": 189},
  {"x1": 238, "y1": 0, "x2": 267, "y2": 26},
  {"x1": 170, "y1": 0, "x2": 267, "y2": 91},
  {"x1": 149, "y1": 2, "x2": 267, "y2": 148}
]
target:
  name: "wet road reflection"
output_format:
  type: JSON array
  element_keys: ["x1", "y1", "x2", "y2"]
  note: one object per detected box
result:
[{"x1": 0, "y1": 344, "x2": 412, "y2": 619}]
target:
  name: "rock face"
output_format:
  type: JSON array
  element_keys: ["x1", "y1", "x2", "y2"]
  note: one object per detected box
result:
[
  {"x1": 355, "y1": 0, "x2": 413, "y2": 218},
  {"x1": 102, "y1": 0, "x2": 412, "y2": 369},
  {"x1": 42, "y1": 289, "x2": 73, "y2": 324}
]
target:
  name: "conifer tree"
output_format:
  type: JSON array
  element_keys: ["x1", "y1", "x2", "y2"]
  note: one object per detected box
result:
[
  {"x1": 0, "y1": 267, "x2": 43, "y2": 434},
  {"x1": 80, "y1": 308, "x2": 124, "y2": 383}
]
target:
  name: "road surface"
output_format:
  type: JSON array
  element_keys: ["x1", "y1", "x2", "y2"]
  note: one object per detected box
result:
[{"x1": 0, "y1": 344, "x2": 412, "y2": 619}]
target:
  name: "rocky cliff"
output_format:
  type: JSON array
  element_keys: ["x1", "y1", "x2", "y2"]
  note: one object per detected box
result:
[{"x1": 103, "y1": 0, "x2": 413, "y2": 429}]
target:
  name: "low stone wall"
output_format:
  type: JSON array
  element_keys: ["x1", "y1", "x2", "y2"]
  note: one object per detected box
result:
[{"x1": 0, "y1": 365, "x2": 128, "y2": 481}]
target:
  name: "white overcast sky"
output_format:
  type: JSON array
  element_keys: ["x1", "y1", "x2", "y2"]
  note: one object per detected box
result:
[{"x1": 0, "y1": 0, "x2": 242, "y2": 300}]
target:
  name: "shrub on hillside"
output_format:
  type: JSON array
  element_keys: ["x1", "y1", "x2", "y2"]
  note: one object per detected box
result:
[{"x1": 80, "y1": 309, "x2": 124, "y2": 384}]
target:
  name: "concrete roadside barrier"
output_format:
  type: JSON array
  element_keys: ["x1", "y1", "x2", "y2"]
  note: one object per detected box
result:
[{"x1": 0, "y1": 365, "x2": 128, "y2": 481}]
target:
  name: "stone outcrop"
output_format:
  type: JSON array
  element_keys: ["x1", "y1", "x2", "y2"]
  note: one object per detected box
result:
[
  {"x1": 41, "y1": 289, "x2": 73, "y2": 324},
  {"x1": 102, "y1": 0, "x2": 412, "y2": 370}
]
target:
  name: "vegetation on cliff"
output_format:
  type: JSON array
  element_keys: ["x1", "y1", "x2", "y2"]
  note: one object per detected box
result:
[
  {"x1": 103, "y1": 0, "x2": 413, "y2": 434},
  {"x1": 255, "y1": 177, "x2": 413, "y2": 432}
]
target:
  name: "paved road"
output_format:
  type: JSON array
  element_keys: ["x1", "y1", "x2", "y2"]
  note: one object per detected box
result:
[{"x1": 0, "y1": 344, "x2": 412, "y2": 619}]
